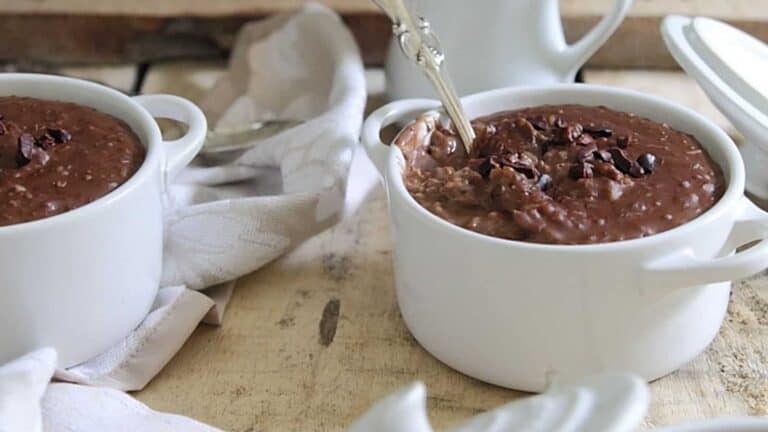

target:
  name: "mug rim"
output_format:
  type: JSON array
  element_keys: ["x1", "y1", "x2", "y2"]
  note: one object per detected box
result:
[
  {"x1": 385, "y1": 84, "x2": 746, "y2": 253},
  {"x1": 0, "y1": 73, "x2": 163, "y2": 234}
]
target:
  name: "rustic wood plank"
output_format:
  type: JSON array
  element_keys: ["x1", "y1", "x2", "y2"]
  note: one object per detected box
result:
[
  {"x1": 567, "y1": 17, "x2": 768, "y2": 69},
  {"x1": 55, "y1": 65, "x2": 139, "y2": 93},
  {"x1": 140, "y1": 61, "x2": 227, "y2": 102},
  {"x1": 132, "y1": 64, "x2": 768, "y2": 430},
  {"x1": 1, "y1": 0, "x2": 378, "y2": 16},
  {"x1": 0, "y1": 1, "x2": 766, "y2": 67},
  {"x1": 0, "y1": 14, "x2": 391, "y2": 66},
  {"x1": 0, "y1": 63, "x2": 138, "y2": 93},
  {"x1": 583, "y1": 70, "x2": 736, "y2": 134},
  {"x1": 3, "y1": 0, "x2": 767, "y2": 19}
]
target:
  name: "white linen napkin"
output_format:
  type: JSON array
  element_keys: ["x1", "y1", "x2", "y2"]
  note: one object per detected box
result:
[
  {"x1": 0, "y1": 349, "x2": 223, "y2": 432},
  {"x1": 52, "y1": 3, "x2": 366, "y2": 392},
  {"x1": 1, "y1": 3, "x2": 370, "y2": 430}
]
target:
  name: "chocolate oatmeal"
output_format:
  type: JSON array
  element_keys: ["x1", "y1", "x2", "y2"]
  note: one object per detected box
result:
[
  {"x1": 0, "y1": 96, "x2": 145, "y2": 226},
  {"x1": 396, "y1": 105, "x2": 725, "y2": 245}
]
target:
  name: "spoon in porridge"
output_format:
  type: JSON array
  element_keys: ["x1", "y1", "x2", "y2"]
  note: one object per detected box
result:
[{"x1": 372, "y1": 0, "x2": 476, "y2": 153}]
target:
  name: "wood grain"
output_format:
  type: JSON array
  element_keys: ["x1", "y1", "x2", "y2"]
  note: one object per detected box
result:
[
  {"x1": 118, "y1": 63, "x2": 768, "y2": 430},
  {"x1": 3, "y1": 0, "x2": 767, "y2": 19},
  {"x1": 1, "y1": 1, "x2": 766, "y2": 67}
]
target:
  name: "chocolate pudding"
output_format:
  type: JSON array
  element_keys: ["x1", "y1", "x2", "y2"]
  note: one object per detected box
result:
[
  {"x1": 396, "y1": 105, "x2": 726, "y2": 245},
  {"x1": 0, "y1": 96, "x2": 145, "y2": 226}
]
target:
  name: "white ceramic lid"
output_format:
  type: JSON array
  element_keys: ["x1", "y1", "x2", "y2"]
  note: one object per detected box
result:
[
  {"x1": 662, "y1": 16, "x2": 768, "y2": 136},
  {"x1": 662, "y1": 15, "x2": 768, "y2": 198},
  {"x1": 347, "y1": 374, "x2": 650, "y2": 432},
  {"x1": 689, "y1": 17, "x2": 768, "y2": 114}
]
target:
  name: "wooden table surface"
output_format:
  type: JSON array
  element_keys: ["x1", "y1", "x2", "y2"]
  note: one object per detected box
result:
[
  {"x1": 2, "y1": 0, "x2": 767, "y2": 68},
  {"x1": 52, "y1": 63, "x2": 768, "y2": 431}
]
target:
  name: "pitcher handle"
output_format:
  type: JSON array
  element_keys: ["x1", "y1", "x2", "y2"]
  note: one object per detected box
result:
[{"x1": 557, "y1": 0, "x2": 633, "y2": 79}]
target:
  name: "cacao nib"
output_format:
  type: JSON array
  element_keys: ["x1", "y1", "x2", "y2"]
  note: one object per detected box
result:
[
  {"x1": 569, "y1": 162, "x2": 594, "y2": 180},
  {"x1": 607, "y1": 148, "x2": 633, "y2": 174},
  {"x1": 629, "y1": 163, "x2": 645, "y2": 178},
  {"x1": 16, "y1": 133, "x2": 36, "y2": 166},
  {"x1": 561, "y1": 123, "x2": 583, "y2": 142},
  {"x1": 536, "y1": 174, "x2": 552, "y2": 191},
  {"x1": 497, "y1": 154, "x2": 539, "y2": 179},
  {"x1": 595, "y1": 150, "x2": 613, "y2": 163},
  {"x1": 584, "y1": 126, "x2": 613, "y2": 138},
  {"x1": 510, "y1": 162, "x2": 538, "y2": 179},
  {"x1": 471, "y1": 157, "x2": 494, "y2": 177},
  {"x1": 530, "y1": 117, "x2": 549, "y2": 131},
  {"x1": 637, "y1": 153, "x2": 657, "y2": 173},
  {"x1": 576, "y1": 143, "x2": 598, "y2": 162},
  {"x1": 47, "y1": 127, "x2": 71, "y2": 144}
]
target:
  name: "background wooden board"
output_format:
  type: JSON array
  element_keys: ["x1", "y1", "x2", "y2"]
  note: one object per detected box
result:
[
  {"x1": 44, "y1": 62, "x2": 759, "y2": 430},
  {"x1": 1, "y1": 0, "x2": 766, "y2": 67},
  {"x1": 4, "y1": 0, "x2": 767, "y2": 18}
]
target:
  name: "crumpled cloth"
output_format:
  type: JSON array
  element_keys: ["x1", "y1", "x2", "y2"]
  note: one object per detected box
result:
[
  {"x1": 0, "y1": 4, "x2": 368, "y2": 431},
  {"x1": 58, "y1": 3, "x2": 366, "y2": 392},
  {"x1": 0, "y1": 349, "x2": 222, "y2": 432},
  {"x1": 1, "y1": 348, "x2": 649, "y2": 432}
]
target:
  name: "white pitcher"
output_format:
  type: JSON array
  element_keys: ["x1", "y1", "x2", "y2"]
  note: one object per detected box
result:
[{"x1": 385, "y1": 0, "x2": 634, "y2": 100}]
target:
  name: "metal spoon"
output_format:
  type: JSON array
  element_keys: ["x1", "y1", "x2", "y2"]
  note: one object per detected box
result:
[
  {"x1": 372, "y1": 0, "x2": 476, "y2": 153},
  {"x1": 199, "y1": 120, "x2": 302, "y2": 165}
]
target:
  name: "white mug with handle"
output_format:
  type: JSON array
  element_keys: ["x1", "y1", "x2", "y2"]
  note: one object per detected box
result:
[{"x1": 386, "y1": 0, "x2": 634, "y2": 100}]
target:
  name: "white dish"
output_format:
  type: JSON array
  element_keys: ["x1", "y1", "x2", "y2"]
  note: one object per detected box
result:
[
  {"x1": 348, "y1": 373, "x2": 649, "y2": 432},
  {"x1": 662, "y1": 16, "x2": 768, "y2": 200},
  {"x1": 0, "y1": 74, "x2": 207, "y2": 367},
  {"x1": 350, "y1": 372, "x2": 768, "y2": 432},
  {"x1": 362, "y1": 84, "x2": 768, "y2": 391}
]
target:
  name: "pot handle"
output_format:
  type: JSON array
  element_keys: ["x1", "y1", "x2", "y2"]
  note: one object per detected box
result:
[
  {"x1": 643, "y1": 197, "x2": 768, "y2": 288},
  {"x1": 362, "y1": 99, "x2": 440, "y2": 176},
  {"x1": 555, "y1": 0, "x2": 633, "y2": 78},
  {"x1": 133, "y1": 94, "x2": 208, "y2": 182}
]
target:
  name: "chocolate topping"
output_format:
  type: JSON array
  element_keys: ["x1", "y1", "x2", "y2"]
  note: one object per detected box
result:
[
  {"x1": 637, "y1": 152, "x2": 657, "y2": 173},
  {"x1": 16, "y1": 133, "x2": 36, "y2": 166},
  {"x1": 535, "y1": 174, "x2": 552, "y2": 191},
  {"x1": 583, "y1": 126, "x2": 613, "y2": 138},
  {"x1": 47, "y1": 127, "x2": 71, "y2": 144},
  {"x1": 605, "y1": 147, "x2": 647, "y2": 177},
  {"x1": 0, "y1": 96, "x2": 144, "y2": 226},
  {"x1": 396, "y1": 104, "x2": 725, "y2": 245},
  {"x1": 569, "y1": 161, "x2": 594, "y2": 180}
]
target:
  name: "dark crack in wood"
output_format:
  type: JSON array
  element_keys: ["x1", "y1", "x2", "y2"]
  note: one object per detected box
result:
[{"x1": 319, "y1": 298, "x2": 341, "y2": 347}]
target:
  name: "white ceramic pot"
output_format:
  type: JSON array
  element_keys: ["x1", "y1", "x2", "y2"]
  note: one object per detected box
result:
[
  {"x1": 362, "y1": 85, "x2": 768, "y2": 392},
  {"x1": 0, "y1": 74, "x2": 207, "y2": 367},
  {"x1": 385, "y1": 0, "x2": 633, "y2": 100}
]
